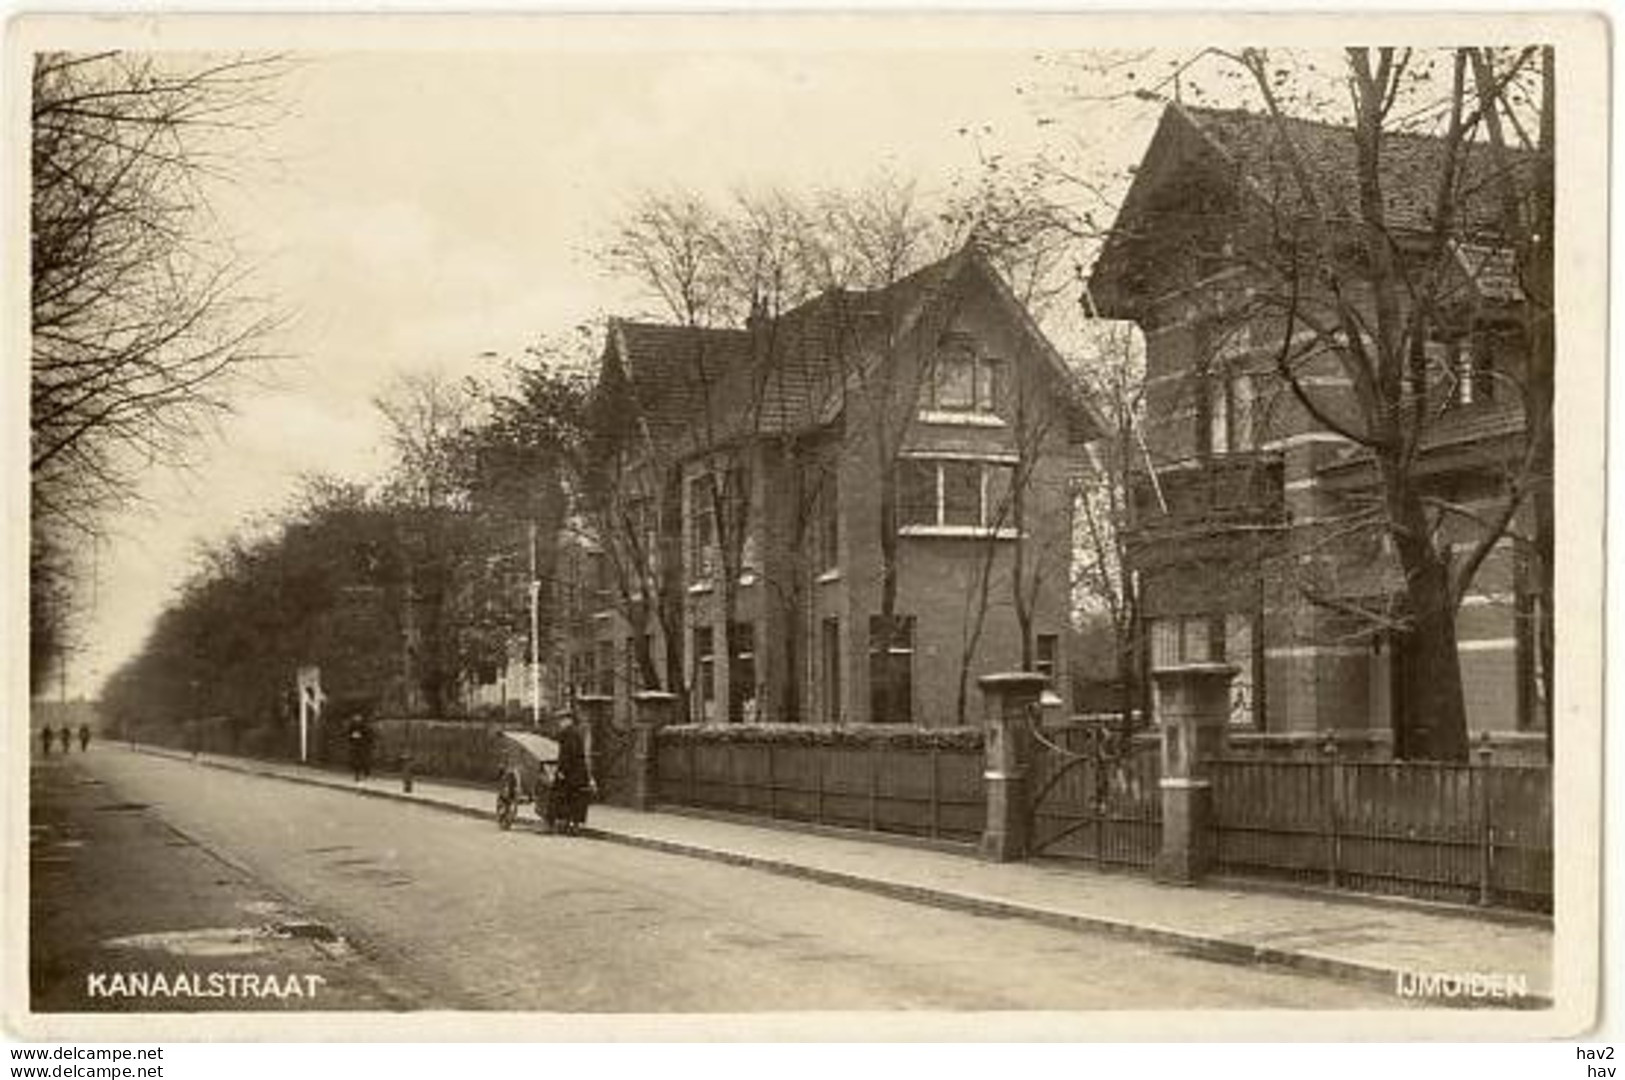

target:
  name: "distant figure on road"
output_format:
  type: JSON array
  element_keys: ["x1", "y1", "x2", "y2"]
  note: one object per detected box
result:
[
  {"x1": 78, "y1": 724, "x2": 91, "y2": 752},
  {"x1": 40, "y1": 727, "x2": 53, "y2": 757},
  {"x1": 545, "y1": 708, "x2": 595, "y2": 835},
  {"x1": 347, "y1": 715, "x2": 374, "y2": 782},
  {"x1": 60, "y1": 726, "x2": 73, "y2": 754}
]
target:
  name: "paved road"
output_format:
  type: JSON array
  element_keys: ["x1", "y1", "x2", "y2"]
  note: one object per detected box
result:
[
  {"x1": 29, "y1": 754, "x2": 423, "y2": 1011},
  {"x1": 40, "y1": 748, "x2": 1407, "y2": 1012}
]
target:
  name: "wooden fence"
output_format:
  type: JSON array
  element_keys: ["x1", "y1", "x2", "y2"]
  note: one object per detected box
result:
[
  {"x1": 655, "y1": 736, "x2": 985, "y2": 844},
  {"x1": 1210, "y1": 758, "x2": 1552, "y2": 911},
  {"x1": 1029, "y1": 726, "x2": 1162, "y2": 869}
]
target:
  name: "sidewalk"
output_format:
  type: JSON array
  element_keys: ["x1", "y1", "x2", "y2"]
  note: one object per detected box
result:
[{"x1": 131, "y1": 744, "x2": 1553, "y2": 1006}]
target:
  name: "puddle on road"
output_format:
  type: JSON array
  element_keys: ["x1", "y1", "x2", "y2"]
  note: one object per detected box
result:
[
  {"x1": 105, "y1": 919, "x2": 351, "y2": 958},
  {"x1": 103, "y1": 927, "x2": 280, "y2": 958}
]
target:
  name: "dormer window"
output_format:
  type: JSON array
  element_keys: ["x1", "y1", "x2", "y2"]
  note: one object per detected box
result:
[{"x1": 929, "y1": 337, "x2": 1002, "y2": 415}]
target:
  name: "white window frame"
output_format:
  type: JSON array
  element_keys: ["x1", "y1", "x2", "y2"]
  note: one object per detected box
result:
[
  {"x1": 897, "y1": 453, "x2": 1022, "y2": 538},
  {"x1": 922, "y1": 338, "x2": 1005, "y2": 426}
]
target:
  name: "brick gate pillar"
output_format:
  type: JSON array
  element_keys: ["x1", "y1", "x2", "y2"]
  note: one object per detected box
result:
[
  {"x1": 574, "y1": 694, "x2": 613, "y2": 792},
  {"x1": 977, "y1": 672, "x2": 1048, "y2": 863},
  {"x1": 1151, "y1": 662, "x2": 1236, "y2": 885},
  {"x1": 630, "y1": 691, "x2": 677, "y2": 811}
]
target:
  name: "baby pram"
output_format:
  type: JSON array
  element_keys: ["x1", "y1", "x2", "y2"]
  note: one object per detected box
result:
[{"x1": 494, "y1": 729, "x2": 558, "y2": 831}]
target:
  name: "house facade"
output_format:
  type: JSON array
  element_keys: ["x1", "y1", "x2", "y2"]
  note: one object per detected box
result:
[
  {"x1": 564, "y1": 248, "x2": 1101, "y2": 727},
  {"x1": 1089, "y1": 104, "x2": 1546, "y2": 746}
]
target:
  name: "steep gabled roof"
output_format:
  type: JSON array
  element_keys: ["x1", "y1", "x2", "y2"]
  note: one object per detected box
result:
[
  {"x1": 603, "y1": 246, "x2": 1105, "y2": 456},
  {"x1": 1089, "y1": 103, "x2": 1536, "y2": 316},
  {"x1": 606, "y1": 320, "x2": 752, "y2": 446},
  {"x1": 1179, "y1": 104, "x2": 1526, "y2": 236}
]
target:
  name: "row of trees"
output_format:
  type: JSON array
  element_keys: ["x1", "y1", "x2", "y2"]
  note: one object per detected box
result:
[
  {"x1": 30, "y1": 51, "x2": 286, "y2": 692},
  {"x1": 99, "y1": 173, "x2": 1085, "y2": 737},
  {"x1": 99, "y1": 370, "x2": 580, "y2": 738}
]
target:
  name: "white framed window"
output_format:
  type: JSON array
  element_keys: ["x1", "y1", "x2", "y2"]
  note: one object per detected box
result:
[
  {"x1": 868, "y1": 614, "x2": 915, "y2": 723},
  {"x1": 926, "y1": 338, "x2": 1003, "y2": 420},
  {"x1": 692, "y1": 625, "x2": 715, "y2": 721},
  {"x1": 897, "y1": 455, "x2": 1020, "y2": 536},
  {"x1": 1035, "y1": 633, "x2": 1059, "y2": 687},
  {"x1": 1149, "y1": 613, "x2": 1257, "y2": 727},
  {"x1": 1201, "y1": 372, "x2": 1255, "y2": 457},
  {"x1": 688, "y1": 474, "x2": 716, "y2": 582},
  {"x1": 817, "y1": 472, "x2": 839, "y2": 573},
  {"x1": 1150, "y1": 614, "x2": 1221, "y2": 666}
]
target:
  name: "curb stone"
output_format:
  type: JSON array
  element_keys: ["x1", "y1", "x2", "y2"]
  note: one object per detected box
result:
[{"x1": 131, "y1": 746, "x2": 1552, "y2": 1010}]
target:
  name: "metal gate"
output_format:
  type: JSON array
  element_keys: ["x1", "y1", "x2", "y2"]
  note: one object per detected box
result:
[
  {"x1": 590, "y1": 716, "x2": 637, "y2": 804},
  {"x1": 1028, "y1": 718, "x2": 1162, "y2": 868}
]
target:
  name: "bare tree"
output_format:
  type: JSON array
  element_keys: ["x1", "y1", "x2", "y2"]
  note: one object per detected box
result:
[
  {"x1": 1012, "y1": 47, "x2": 1552, "y2": 758},
  {"x1": 373, "y1": 372, "x2": 485, "y2": 714},
  {"x1": 30, "y1": 51, "x2": 286, "y2": 688},
  {"x1": 602, "y1": 180, "x2": 983, "y2": 723},
  {"x1": 793, "y1": 182, "x2": 959, "y2": 723},
  {"x1": 1220, "y1": 47, "x2": 1549, "y2": 760}
]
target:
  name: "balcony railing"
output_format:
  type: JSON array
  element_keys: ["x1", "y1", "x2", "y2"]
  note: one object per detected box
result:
[{"x1": 1130, "y1": 451, "x2": 1286, "y2": 536}]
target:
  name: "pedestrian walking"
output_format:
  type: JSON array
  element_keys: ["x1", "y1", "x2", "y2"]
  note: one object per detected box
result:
[
  {"x1": 545, "y1": 708, "x2": 596, "y2": 835},
  {"x1": 346, "y1": 715, "x2": 374, "y2": 782},
  {"x1": 40, "y1": 727, "x2": 53, "y2": 757},
  {"x1": 60, "y1": 726, "x2": 73, "y2": 754},
  {"x1": 78, "y1": 724, "x2": 91, "y2": 753}
]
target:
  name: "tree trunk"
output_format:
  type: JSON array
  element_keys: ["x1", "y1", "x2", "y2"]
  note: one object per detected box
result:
[
  {"x1": 875, "y1": 433, "x2": 900, "y2": 724},
  {"x1": 658, "y1": 472, "x2": 688, "y2": 719},
  {"x1": 1384, "y1": 470, "x2": 1470, "y2": 761},
  {"x1": 1531, "y1": 47, "x2": 1556, "y2": 759}
]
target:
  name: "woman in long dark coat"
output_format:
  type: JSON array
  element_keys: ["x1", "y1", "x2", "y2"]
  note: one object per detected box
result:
[{"x1": 548, "y1": 710, "x2": 596, "y2": 834}]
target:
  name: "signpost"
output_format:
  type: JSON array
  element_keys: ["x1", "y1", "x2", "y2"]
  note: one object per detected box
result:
[{"x1": 296, "y1": 666, "x2": 323, "y2": 762}]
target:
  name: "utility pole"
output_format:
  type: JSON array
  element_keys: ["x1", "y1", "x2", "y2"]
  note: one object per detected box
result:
[{"x1": 529, "y1": 520, "x2": 542, "y2": 728}]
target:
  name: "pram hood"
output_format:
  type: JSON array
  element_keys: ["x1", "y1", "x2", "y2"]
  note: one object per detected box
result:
[{"x1": 498, "y1": 729, "x2": 559, "y2": 764}]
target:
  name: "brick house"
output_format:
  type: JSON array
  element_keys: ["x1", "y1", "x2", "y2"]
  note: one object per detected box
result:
[
  {"x1": 566, "y1": 246, "x2": 1102, "y2": 727},
  {"x1": 1087, "y1": 104, "x2": 1546, "y2": 746}
]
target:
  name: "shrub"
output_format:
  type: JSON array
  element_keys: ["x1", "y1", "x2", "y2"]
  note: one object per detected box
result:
[{"x1": 656, "y1": 723, "x2": 983, "y2": 752}]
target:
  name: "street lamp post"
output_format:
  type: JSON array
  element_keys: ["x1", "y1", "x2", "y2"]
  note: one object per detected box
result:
[{"x1": 529, "y1": 521, "x2": 542, "y2": 728}]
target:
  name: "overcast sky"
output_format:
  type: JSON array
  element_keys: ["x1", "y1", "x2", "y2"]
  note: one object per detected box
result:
[{"x1": 56, "y1": 40, "x2": 1170, "y2": 697}]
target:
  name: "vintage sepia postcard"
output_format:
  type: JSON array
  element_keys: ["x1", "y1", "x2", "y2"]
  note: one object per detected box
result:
[{"x1": 2, "y1": 11, "x2": 1608, "y2": 1043}]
